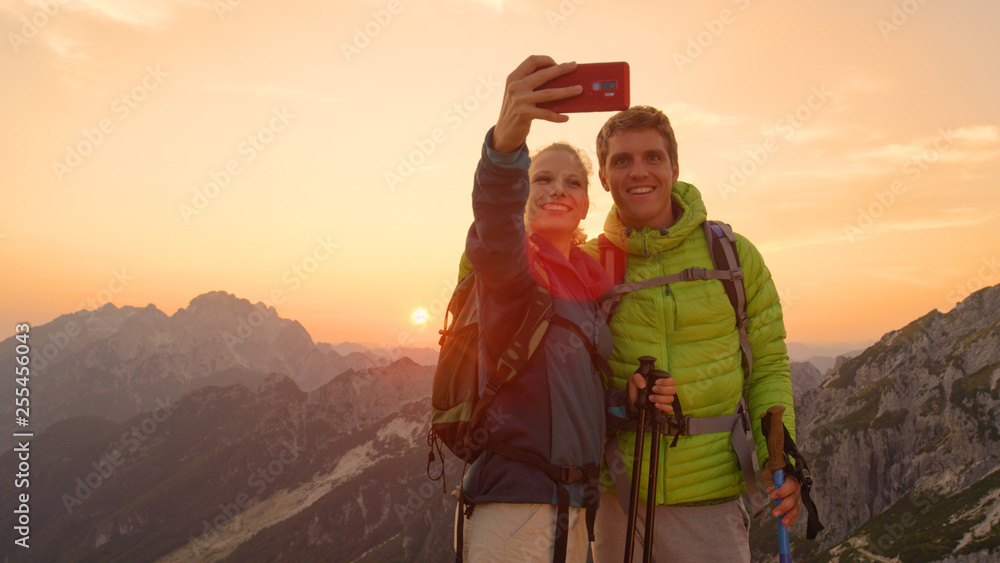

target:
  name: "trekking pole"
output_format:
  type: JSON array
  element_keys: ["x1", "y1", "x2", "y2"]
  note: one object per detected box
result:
[
  {"x1": 640, "y1": 366, "x2": 670, "y2": 563},
  {"x1": 623, "y1": 356, "x2": 655, "y2": 563},
  {"x1": 761, "y1": 405, "x2": 792, "y2": 563},
  {"x1": 624, "y1": 357, "x2": 674, "y2": 563}
]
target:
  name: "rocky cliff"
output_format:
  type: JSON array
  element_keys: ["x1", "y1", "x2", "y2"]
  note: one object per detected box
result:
[{"x1": 751, "y1": 284, "x2": 1000, "y2": 561}]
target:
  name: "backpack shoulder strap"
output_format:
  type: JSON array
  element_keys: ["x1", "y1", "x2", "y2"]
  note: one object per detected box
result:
[
  {"x1": 597, "y1": 233, "x2": 626, "y2": 284},
  {"x1": 703, "y1": 220, "x2": 753, "y2": 384},
  {"x1": 703, "y1": 220, "x2": 770, "y2": 519},
  {"x1": 478, "y1": 283, "x2": 553, "y2": 404},
  {"x1": 597, "y1": 234, "x2": 627, "y2": 321}
]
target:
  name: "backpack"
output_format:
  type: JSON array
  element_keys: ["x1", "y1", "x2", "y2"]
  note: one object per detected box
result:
[
  {"x1": 598, "y1": 220, "x2": 823, "y2": 538},
  {"x1": 426, "y1": 268, "x2": 611, "y2": 563},
  {"x1": 427, "y1": 271, "x2": 554, "y2": 465}
]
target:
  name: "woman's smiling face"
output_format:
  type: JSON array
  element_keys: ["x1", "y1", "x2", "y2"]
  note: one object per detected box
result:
[{"x1": 525, "y1": 148, "x2": 589, "y2": 237}]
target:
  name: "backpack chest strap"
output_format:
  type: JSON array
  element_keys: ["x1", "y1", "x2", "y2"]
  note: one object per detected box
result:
[
  {"x1": 614, "y1": 398, "x2": 766, "y2": 519},
  {"x1": 654, "y1": 412, "x2": 743, "y2": 437},
  {"x1": 606, "y1": 266, "x2": 743, "y2": 297}
]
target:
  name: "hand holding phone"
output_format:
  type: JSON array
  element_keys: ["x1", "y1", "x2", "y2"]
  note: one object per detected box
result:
[
  {"x1": 491, "y1": 57, "x2": 630, "y2": 153},
  {"x1": 537, "y1": 62, "x2": 630, "y2": 114},
  {"x1": 491, "y1": 56, "x2": 581, "y2": 153}
]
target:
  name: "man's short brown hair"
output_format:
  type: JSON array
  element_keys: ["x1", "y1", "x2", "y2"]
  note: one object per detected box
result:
[{"x1": 596, "y1": 105, "x2": 678, "y2": 174}]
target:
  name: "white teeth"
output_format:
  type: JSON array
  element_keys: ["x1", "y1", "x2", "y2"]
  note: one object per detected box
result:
[
  {"x1": 629, "y1": 187, "x2": 654, "y2": 194},
  {"x1": 542, "y1": 203, "x2": 569, "y2": 211}
]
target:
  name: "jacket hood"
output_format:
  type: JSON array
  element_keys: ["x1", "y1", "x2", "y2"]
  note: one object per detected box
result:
[
  {"x1": 528, "y1": 232, "x2": 612, "y2": 301},
  {"x1": 602, "y1": 181, "x2": 709, "y2": 257}
]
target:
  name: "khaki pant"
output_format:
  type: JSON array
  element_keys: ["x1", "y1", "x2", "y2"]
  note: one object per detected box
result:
[
  {"x1": 591, "y1": 491, "x2": 751, "y2": 563},
  {"x1": 458, "y1": 503, "x2": 589, "y2": 562}
]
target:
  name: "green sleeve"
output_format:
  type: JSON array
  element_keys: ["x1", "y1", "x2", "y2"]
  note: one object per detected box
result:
[
  {"x1": 458, "y1": 251, "x2": 473, "y2": 283},
  {"x1": 736, "y1": 233, "x2": 796, "y2": 469}
]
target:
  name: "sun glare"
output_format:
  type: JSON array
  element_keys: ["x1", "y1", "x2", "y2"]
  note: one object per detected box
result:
[{"x1": 411, "y1": 309, "x2": 428, "y2": 325}]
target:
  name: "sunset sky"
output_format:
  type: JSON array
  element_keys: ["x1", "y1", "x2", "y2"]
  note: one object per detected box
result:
[{"x1": 2, "y1": 0, "x2": 998, "y2": 352}]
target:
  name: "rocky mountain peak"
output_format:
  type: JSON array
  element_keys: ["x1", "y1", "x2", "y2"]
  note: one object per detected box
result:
[
  {"x1": 256, "y1": 372, "x2": 306, "y2": 401},
  {"x1": 390, "y1": 356, "x2": 420, "y2": 369},
  {"x1": 180, "y1": 290, "x2": 268, "y2": 318},
  {"x1": 186, "y1": 290, "x2": 240, "y2": 308},
  {"x1": 791, "y1": 361, "x2": 823, "y2": 409}
]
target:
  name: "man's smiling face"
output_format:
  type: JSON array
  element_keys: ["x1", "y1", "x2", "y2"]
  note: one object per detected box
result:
[{"x1": 599, "y1": 127, "x2": 679, "y2": 230}]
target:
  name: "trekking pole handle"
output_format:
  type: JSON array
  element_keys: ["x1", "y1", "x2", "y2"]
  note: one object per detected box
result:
[
  {"x1": 635, "y1": 356, "x2": 657, "y2": 412},
  {"x1": 761, "y1": 405, "x2": 786, "y2": 472},
  {"x1": 646, "y1": 369, "x2": 673, "y2": 423},
  {"x1": 761, "y1": 405, "x2": 793, "y2": 562}
]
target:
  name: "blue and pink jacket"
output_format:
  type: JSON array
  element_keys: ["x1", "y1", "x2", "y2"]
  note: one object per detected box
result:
[{"x1": 462, "y1": 129, "x2": 635, "y2": 508}]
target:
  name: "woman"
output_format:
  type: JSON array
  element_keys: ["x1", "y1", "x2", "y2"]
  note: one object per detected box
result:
[{"x1": 459, "y1": 56, "x2": 640, "y2": 563}]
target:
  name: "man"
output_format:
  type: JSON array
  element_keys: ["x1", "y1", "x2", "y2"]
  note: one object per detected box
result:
[{"x1": 585, "y1": 105, "x2": 801, "y2": 562}]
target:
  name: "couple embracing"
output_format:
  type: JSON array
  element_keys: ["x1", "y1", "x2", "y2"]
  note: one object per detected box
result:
[{"x1": 458, "y1": 55, "x2": 801, "y2": 563}]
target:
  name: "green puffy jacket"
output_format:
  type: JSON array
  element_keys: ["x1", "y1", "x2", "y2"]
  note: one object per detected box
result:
[{"x1": 583, "y1": 180, "x2": 795, "y2": 507}]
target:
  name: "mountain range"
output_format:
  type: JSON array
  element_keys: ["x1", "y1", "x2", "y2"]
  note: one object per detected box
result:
[
  {"x1": 0, "y1": 291, "x2": 435, "y2": 452},
  {"x1": 2, "y1": 286, "x2": 999, "y2": 562},
  {"x1": 0, "y1": 358, "x2": 445, "y2": 562}
]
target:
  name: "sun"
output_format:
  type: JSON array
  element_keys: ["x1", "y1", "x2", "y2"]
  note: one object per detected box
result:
[{"x1": 411, "y1": 308, "x2": 428, "y2": 325}]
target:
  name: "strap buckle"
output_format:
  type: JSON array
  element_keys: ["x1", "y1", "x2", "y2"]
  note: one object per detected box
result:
[
  {"x1": 729, "y1": 268, "x2": 743, "y2": 281},
  {"x1": 681, "y1": 267, "x2": 707, "y2": 281},
  {"x1": 799, "y1": 466, "x2": 813, "y2": 489},
  {"x1": 737, "y1": 402, "x2": 752, "y2": 433},
  {"x1": 659, "y1": 414, "x2": 690, "y2": 439},
  {"x1": 735, "y1": 310, "x2": 749, "y2": 328},
  {"x1": 559, "y1": 466, "x2": 586, "y2": 483}
]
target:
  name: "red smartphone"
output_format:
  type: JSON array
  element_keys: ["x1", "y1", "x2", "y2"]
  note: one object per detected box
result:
[{"x1": 537, "y1": 62, "x2": 630, "y2": 113}]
